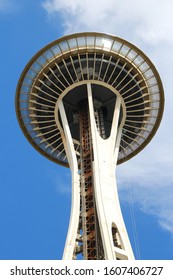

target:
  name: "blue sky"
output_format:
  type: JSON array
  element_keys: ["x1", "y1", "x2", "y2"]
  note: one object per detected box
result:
[{"x1": 0, "y1": 0, "x2": 173, "y2": 260}]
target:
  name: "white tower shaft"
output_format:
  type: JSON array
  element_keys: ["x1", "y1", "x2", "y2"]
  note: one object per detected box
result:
[{"x1": 59, "y1": 83, "x2": 134, "y2": 260}]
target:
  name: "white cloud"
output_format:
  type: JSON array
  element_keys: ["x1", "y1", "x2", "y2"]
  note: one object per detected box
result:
[
  {"x1": 117, "y1": 152, "x2": 173, "y2": 235},
  {"x1": 42, "y1": 0, "x2": 173, "y2": 236},
  {"x1": 42, "y1": 0, "x2": 173, "y2": 45}
]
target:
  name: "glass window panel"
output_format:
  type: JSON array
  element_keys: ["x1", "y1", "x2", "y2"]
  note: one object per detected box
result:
[
  {"x1": 132, "y1": 142, "x2": 139, "y2": 150},
  {"x1": 125, "y1": 147, "x2": 133, "y2": 155},
  {"x1": 139, "y1": 61, "x2": 149, "y2": 72},
  {"x1": 77, "y1": 37, "x2": 86, "y2": 47},
  {"x1": 32, "y1": 62, "x2": 42, "y2": 72},
  {"x1": 120, "y1": 45, "x2": 130, "y2": 56},
  {"x1": 103, "y1": 38, "x2": 113, "y2": 51},
  {"x1": 25, "y1": 125, "x2": 33, "y2": 133},
  {"x1": 19, "y1": 100, "x2": 28, "y2": 109},
  {"x1": 86, "y1": 36, "x2": 95, "y2": 47},
  {"x1": 146, "y1": 117, "x2": 155, "y2": 124},
  {"x1": 145, "y1": 124, "x2": 153, "y2": 131},
  {"x1": 147, "y1": 77, "x2": 157, "y2": 86},
  {"x1": 34, "y1": 136, "x2": 42, "y2": 145},
  {"x1": 95, "y1": 37, "x2": 103, "y2": 48},
  {"x1": 26, "y1": 69, "x2": 37, "y2": 78},
  {"x1": 40, "y1": 142, "x2": 48, "y2": 151},
  {"x1": 150, "y1": 85, "x2": 159, "y2": 93},
  {"x1": 144, "y1": 69, "x2": 153, "y2": 78},
  {"x1": 127, "y1": 49, "x2": 138, "y2": 61},
  {"x1": 140, "y1": 129, "x2": 150, "y2": 137},
  {"x1": 23, "y1": 77, "x2": 33, "y2": 85},
  {"x1": 37, "y1": 55, "x2": 47, "y2": 65},
  {"x1": 150, "y1": 92, "x2": 159, "y2": 101},
  {"x1": 20, "y1": 108, "x2": 29, "y2": 117},
  {"x1": 51, "y1": 44, "x2": 61, "y2": 55},
  {"x1": 150, "y1": 109, "x2": 158, "y2": 117},
  {"x1": 68, "y1": 38, "x2": 77, "y2": 49},
  {"x1": 23, "y1": 116, "x2": 31, "y2": 125},
  {"x1": 21, "y1": 85, "x2": 31, "y2": 93},
  {"x1": 59, "y1": 41, "x2": 69, "y2": 52},
  {"x1": 112, "y1": 40, "x2": 123, "y2": 53},
  {"x1": 20, "y1": 92, "x2": 28, "y2": 100},
  {"x1": 133, "y1": 55, "x2": 144, "y2": 66},
  {"x1": 136, "y1": 137, "x2": 144, "y2": 144},
  {"x1": 44, "y1": 50, "x2": 54, "y2": 60}
]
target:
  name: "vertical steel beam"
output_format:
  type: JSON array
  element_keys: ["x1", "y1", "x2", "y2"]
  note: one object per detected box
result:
[
  {"x1": 58, "y1": 100, "x2": 81, "y2": 260},
  {"x1": 87, "y1": 83, "x2": 134, "y2": 260}
]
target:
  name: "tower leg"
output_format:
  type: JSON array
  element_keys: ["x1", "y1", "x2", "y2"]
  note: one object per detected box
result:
[
  {"x1": 87, "y1": 83, "x2": 134, "y2": 260},
  {"x1": 58, "y1": 100, "x2": 81, "y2": 260}
]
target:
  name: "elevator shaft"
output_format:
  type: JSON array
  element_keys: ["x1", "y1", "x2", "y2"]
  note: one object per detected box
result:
[{"x1": 79, "y1": 99, "x2": 104, "y2": 260}]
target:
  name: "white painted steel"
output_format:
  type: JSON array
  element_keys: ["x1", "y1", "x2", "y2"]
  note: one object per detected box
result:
[
  {"x1": 58, "y1": 83, "x2": 134, "y2": 259},
  {"x1": 58, "y1": 100, "x2": 80, "y2": 260},
  {"x1": 56, "y1": 83, "x2": 134, "y2": 259},
  {"x1": 87, "y1": 83, "x2": 134, "y2": 259}
]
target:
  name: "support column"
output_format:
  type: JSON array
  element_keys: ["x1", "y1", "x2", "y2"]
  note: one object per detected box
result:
[
  {"x1": 58, "y1": 100, "x2": 81, "y2": 260},
  {"x1": 87, "y1": 83, "x2": 134, "y2": 260}
]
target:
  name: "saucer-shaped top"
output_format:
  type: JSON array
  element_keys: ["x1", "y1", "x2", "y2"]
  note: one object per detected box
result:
[{"x1": 16, "y1": 32, "x2": 164, "y2": 167}]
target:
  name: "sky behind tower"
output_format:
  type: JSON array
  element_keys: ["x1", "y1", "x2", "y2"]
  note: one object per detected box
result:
[{"x1": 0, "y1": 0, "x2": 173, "y2": 260}]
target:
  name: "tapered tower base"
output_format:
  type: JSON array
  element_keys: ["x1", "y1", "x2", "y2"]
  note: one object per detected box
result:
[{"x1": 60, "y1": 83, "x2": 134, "y2": 260}]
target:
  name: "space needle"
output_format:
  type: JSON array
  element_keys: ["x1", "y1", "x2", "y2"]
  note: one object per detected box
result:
[{"x1": 16, "y1": 32, "x2": 164, "y2": 260}]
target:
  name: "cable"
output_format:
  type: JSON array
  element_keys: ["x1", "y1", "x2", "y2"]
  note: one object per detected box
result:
[{"x1": 127, "y1": 182, "x2": 141, "y2": 260}]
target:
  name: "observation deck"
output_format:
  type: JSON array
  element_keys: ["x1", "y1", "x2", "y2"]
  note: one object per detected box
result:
[{"x1": 16, "y1": 32, "x2": 164, "y2": 166}]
